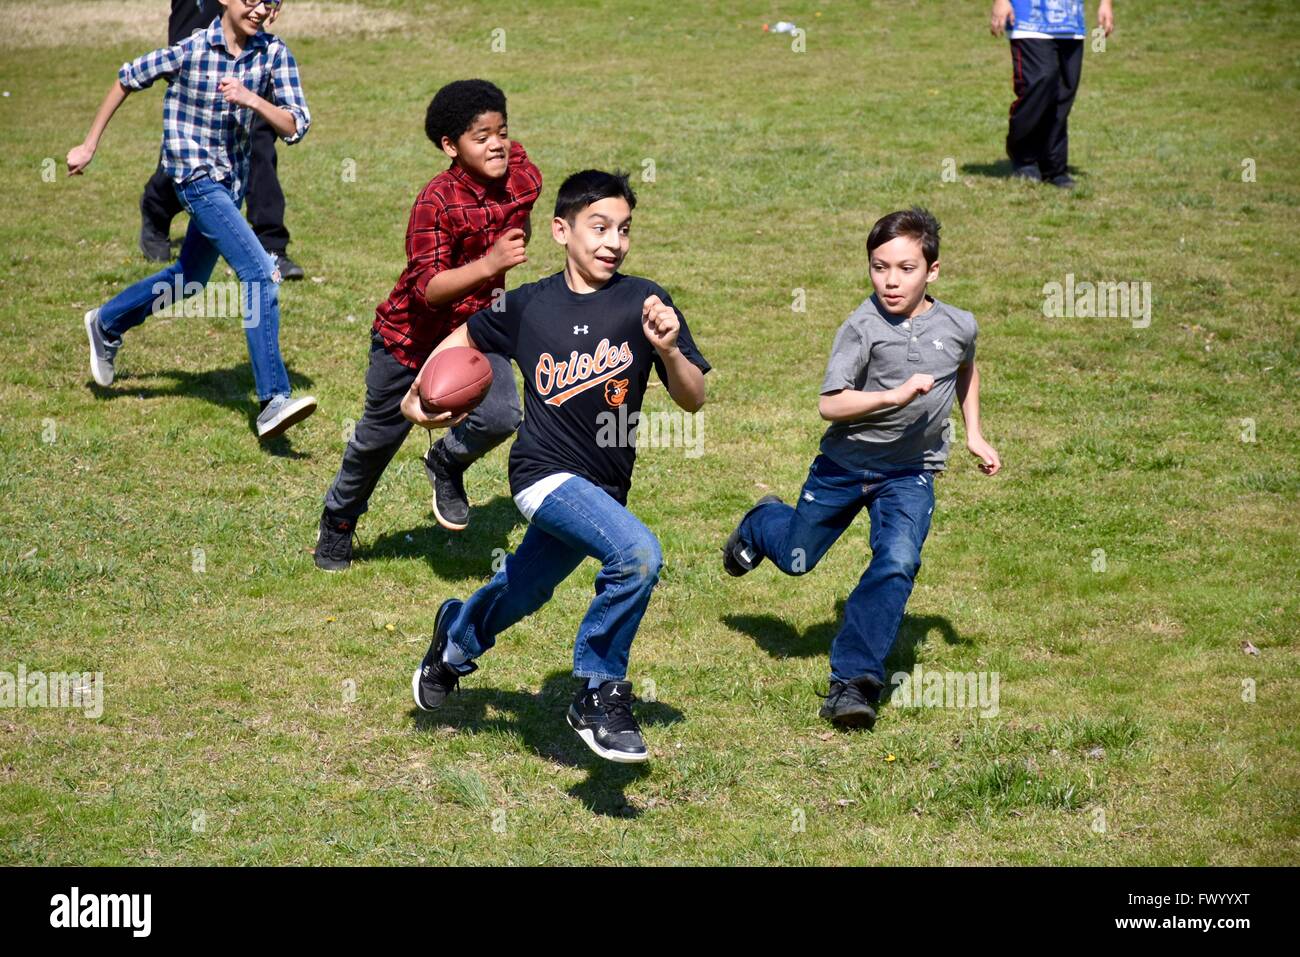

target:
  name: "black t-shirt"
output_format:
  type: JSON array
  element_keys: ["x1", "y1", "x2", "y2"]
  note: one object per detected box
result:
[{"x1": 467, "y1": 271, "x2": 711, "y2": 504}]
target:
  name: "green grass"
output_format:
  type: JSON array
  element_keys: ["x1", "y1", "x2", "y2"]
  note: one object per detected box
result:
[{"x1": 0, "y1": 0, "x2": 1297, "y2": 865}]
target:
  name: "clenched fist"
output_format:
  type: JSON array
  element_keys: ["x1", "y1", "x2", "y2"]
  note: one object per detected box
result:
[
  {"x1": 890, "y1": 373, "x2": 935, "y2": 408},
  {"x1": 641, "y1": 295, "x2": 680, "y2": 353},
  {"x1": 485, "y1": 228, "x2": 528, "y2": 275}
]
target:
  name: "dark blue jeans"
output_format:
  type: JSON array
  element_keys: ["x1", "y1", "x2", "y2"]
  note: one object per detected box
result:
[
  {"x1": 447, "y1": 475, "x2": 663, "y2": 681},
  {"x1": 98, "y1": 175, "x2": 291, "y2": 401},
  {"x1": 738, "y1": 454, "x2": 935, "y2": 682}
]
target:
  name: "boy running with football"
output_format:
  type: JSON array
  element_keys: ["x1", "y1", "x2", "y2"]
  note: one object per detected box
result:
[
  {"x1": 315, "y1": 79, "x2": 542, "y2": 569},
  {"x1": 405, "y1": 170, "x2": 710, "y2": 763},
  {"x1": 722, "y1": 208, "x2": 1001, "y2": 730}
]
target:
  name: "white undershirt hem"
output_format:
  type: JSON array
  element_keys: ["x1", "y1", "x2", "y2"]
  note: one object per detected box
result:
[{"x1": 514, "y1": 472, "x2": 577, "y2": 521}]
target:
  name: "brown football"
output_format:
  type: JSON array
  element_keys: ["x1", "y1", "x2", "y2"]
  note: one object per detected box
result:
[{"x1": 417, "y1": 347, "x2": 494, "y2": 416}]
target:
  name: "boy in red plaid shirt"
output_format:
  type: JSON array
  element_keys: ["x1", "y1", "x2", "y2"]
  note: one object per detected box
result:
[{"x1": 315, "y1": 79, "x2": 542, "y2": 570}]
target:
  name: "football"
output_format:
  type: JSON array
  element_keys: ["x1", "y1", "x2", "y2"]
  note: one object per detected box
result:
[{"x1": 417, "y1": 346, "x2": 494, "y2": 416}]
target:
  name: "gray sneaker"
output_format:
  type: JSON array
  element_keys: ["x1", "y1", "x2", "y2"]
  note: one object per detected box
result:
[
  {"x1": 256, "y1": 393, "x2": 317, "y2": 440},
  {"x1": 84, "y1": 308, "x2": 121, "y2": 387}
]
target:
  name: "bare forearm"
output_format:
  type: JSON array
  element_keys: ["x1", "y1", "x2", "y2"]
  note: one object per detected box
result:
[
  {"x1": 659, "y1": 347, "x2": 706, "y2": 412},
  {"x1": 83, "y1": 80, "x2": 131, "y2": 149},
  {"x1": 957, "y1": 363, "x2": 983, "y2": 437},
  {"x1": 249, "y1": 95, "x2": 296, "y2": 138},
  {"x1": 818, "y1": 387, "x2": 900, "y2": 423}
]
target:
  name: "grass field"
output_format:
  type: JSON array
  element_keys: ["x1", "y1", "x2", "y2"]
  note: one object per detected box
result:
[{"x1": 1, "y1": 0, "x2": 1297, "y2": 865}]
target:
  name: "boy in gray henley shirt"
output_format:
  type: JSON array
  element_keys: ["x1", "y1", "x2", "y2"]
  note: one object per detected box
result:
[{"x1": 723, "y1": 207, "x2": 1002, "y2": 729}]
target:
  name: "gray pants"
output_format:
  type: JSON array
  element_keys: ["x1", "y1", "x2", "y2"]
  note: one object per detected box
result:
[{"x1": 323, "y1": 332, "x2": 521, "y2": 521}]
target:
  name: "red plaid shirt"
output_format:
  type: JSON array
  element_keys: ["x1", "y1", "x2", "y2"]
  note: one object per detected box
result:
[{"x1": 373, "y1": 142, "x2": 542, "y2": 369}]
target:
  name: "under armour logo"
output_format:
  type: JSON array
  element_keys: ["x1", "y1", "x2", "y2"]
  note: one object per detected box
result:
[
  {"x1": 574, "y1": 325, "x2": 589, "y2": 335},
  {"x1": 933, "y1": 339, "x2": 945, "y2": 351}
]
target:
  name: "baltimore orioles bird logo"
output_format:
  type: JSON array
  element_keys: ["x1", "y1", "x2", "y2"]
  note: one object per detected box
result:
[
  {"x1": 535, "y1": 338, "x2": 634, "y2": 407},
  {"x1": 605, "y1": 378, "x2": 630, "y2": 407}
]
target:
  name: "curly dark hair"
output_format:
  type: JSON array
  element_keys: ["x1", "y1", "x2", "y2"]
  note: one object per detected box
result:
[{"x1": 424, "y1": 79, "x2": 508, "y2": 149}]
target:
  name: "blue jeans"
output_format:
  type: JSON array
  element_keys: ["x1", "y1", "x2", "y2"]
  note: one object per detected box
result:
[
  {"x1": 98, "y1": 175, "x2": 291, "y2": 401},
  {"x1": 447, "y1": 476, "x2": 663, "y2": 682},
  {"x1": 738, "y1": 454, "x2": 936, "y2": 683}
]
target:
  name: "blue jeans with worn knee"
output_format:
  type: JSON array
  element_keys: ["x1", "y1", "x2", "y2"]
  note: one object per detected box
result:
[
  {"x1": 446, "y1": 475, "x2": 663, "y2": 682},
  {"x1": 97, "y1": 174, "x2": 291, "y2": 401},
  {"x1": 738, "y1": 454, "x2": 935, "y2": 683}
]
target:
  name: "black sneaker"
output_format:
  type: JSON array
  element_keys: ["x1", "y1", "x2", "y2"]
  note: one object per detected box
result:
[
  {"x1": 412, "y1": 599, "x2": 475, "y2": 711},
  {"x1": 722, "y1": 494, "x2": 783, "y2": 577},
  {"x1": 139, "y1": 218, "x2": 171, "y2": 262},
  {"x1": 314, "y1": 510, "x2": 356, "y2": 572},
  {"x1": 269, "y1": 251, "x2": 305, "y2": 281},
  {"x1": 567, "y1": 680, "x2": 649, "y2": 763},
  {"x1": 818, "y1": 674, "x2": 885, "y2": 729},
  {"x1": 424, "y1": 440, "x2": 470, "y2": 531},
  {"x1": 1046, "y1": 172, "x2": 1076, "y2": 190},
  {"x1": 1010, "y1": 163, "x2": 1042, "y2": 182}
]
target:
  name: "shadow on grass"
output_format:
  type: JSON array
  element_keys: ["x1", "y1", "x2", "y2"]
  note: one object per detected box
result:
[
  {"x1": 960, "y1": 158, "x2": 1082, "y2": 182},
  {"x1": 960, "y1": 159, "x2": 1017, "y2": 179},
  {"x1": 411, "y1": 669, "x2": 682, "y2": 817},
  {"x1": 723, "y1": 600, "x2": 966, "y2": 674},
  {"x1": 366, "y1": 494, "x2": 525, "y2": 576},
  {"x1": 87, "y1": 361, "x2": 315, "y2": 458}
]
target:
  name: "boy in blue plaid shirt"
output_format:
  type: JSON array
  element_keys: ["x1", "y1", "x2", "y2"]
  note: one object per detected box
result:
[{"x1": 68, "y1": 0, "x2": 317, "y2": 440}]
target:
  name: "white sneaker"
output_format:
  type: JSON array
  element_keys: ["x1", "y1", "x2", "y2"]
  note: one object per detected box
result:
[{"x1": 256, "y1": 394, "x2": 317, "y2": 440}]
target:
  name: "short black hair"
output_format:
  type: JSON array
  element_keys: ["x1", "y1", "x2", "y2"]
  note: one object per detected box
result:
[
  {"x1": 867, "y1": 207, "x2": 942, "y2": 266},
  {"x1": 425, "y1": 79, "x2": 507, "y2": 149},
  {"x1": 554, "y1": 169, "x2": 637, "y2": 223}
]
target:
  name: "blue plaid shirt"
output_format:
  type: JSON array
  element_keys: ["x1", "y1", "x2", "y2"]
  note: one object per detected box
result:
[{"x1": 118, "y1": 17, "x2": 310, "y2": 202}]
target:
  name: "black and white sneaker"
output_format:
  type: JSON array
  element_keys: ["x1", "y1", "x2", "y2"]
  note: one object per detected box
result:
[
  {"x1": 567, "y1": 680, "x2": 649, "y2": 763},
  {"x1": 85, "y1": 308, "x2": 121, "y2": 387},
  {"x1": 412, "y1": 598, "x2": 475, "y2": 711},
  {"x1": 424, "y1": 440, "x2": 470, "y2": 531},
  {"x1": 817, "y1": 674, "x2": 885, "y2": 729},
  {"x1": 722, "y1": 494, "x2": 783, "y2": 577},
  {"x1": 314, "y1": 510, "x2": 356, "y2": 572}
]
